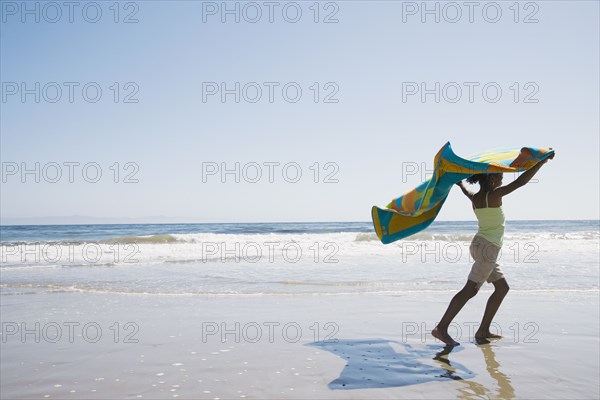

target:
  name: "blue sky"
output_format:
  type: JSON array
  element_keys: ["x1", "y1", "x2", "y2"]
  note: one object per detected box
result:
[{"x1": 1, "y1": 0, "x2": 599, "y2": 223}]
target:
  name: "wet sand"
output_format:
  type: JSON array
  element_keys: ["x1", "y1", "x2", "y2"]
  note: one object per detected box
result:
[{"x1": 1, "y1": 290, "x2": 598, "y2": 399}]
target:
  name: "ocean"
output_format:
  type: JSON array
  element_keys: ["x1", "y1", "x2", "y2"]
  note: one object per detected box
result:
[{"x1": 1, "y1": 220, "x2": 598, "y2": 296}]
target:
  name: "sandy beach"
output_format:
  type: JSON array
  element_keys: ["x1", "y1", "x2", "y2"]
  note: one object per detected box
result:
[{"x1": 1, "y1": 289, "x2": 598, "y2": 399}]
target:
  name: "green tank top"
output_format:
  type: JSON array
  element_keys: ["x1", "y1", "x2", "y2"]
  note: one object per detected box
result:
[{"x1": 473, "y1": 192, "x2": 505, "y2": 247}]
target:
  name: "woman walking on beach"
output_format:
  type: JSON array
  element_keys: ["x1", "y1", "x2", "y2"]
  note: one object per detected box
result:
[{"x1": 432, "y1": 154, "x2": 554, "y2": 346}]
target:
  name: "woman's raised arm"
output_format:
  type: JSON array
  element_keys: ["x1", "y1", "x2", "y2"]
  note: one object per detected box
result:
[{"x1": 495, "y1": 152, "x2": 554, "y2": 198}]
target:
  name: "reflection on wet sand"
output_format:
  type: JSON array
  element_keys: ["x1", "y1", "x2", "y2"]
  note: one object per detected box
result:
[
  {"x1": 440, "y1": 344, "x2": 514, "y2": 399},
  {"x1": 433, "y1": 344, "x2": 467, "y2": 381},
  {"x1": 480, "y1": 344, "x2": 515, "y2": 399}
]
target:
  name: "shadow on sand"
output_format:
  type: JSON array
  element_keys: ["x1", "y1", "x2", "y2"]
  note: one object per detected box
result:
[{"x1": 306, "y1": 339, "x2": 474, "y2": 390}]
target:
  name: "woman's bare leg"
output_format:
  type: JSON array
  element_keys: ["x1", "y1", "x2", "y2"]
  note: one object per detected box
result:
[
  {"x1": 475, "y1": 278, "x2": 510, "y2": 340},
  {"x1": 432, "y1": 280, "x2": 479, "y2": 345}
]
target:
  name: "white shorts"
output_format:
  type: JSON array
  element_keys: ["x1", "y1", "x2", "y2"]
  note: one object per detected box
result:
[{"x1": 468, "y1": 235, "x2": 504, "y2": 289}]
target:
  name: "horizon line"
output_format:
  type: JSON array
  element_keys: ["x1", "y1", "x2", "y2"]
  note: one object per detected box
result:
[{"x1": 1, "y1": 218, "x2": 599, "y2": 227}]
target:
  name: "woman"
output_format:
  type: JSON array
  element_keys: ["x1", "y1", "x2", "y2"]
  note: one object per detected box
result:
[{"x1": 432, "y1": 153, "x2": 555, "y2": 346}]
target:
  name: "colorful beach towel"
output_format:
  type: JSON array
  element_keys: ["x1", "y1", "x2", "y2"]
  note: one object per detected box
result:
[{"x1": 371, "y1": 142, "x2": 554, "y2": 244}]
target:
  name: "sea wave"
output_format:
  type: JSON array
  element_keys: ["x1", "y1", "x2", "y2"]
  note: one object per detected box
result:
[
  {"x1": 1, "y1": 230, "x2": 598, "y2": 270},
  {"x1": 103, "y1": 234, "x2": 178, "y2": 244},
  {"x1": 354, "y1": 231, "x2": 600, "y2": 242},
  {"x1": 1, "y1": 283, "x2": 598, "y2": 297},
  {"x1": 2, "y1": 229, "x2": 598, "y2": 248}
]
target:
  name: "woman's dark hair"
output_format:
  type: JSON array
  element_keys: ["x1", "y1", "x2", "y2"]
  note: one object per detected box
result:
[
  {"x1": 466, "y1": 174, "x2": 486, "y2": 185},
  {"x1": 466, "y1": 173, "x2": 501, "y2": 186}
]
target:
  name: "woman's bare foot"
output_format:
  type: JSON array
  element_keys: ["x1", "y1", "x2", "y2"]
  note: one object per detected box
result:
[
  {"x1": 475, "y1": 330, "x2": 502, "y2": 340},
  {"x1": 432, "y1": 327, "x2": 460, "y2": 346}
]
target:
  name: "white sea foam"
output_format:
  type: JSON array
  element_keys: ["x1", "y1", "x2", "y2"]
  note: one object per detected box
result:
[
  {"x1": 1, "y1": 230, "x2": 598, "y2": 269},
  {"x1": 1, "y1": 226, "x2": 598, "y2": 295}
]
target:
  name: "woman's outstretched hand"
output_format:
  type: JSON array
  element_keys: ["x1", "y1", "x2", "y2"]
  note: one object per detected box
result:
[{"x1": 541, "y1": 150, "x2": 555, "y2": 164}]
